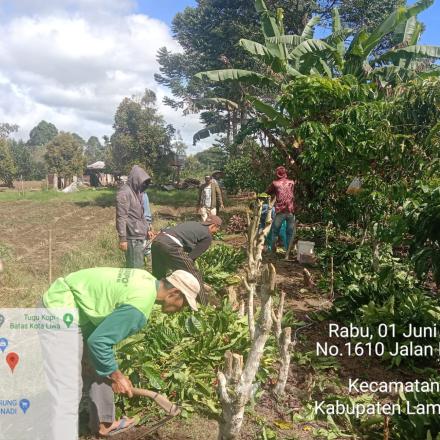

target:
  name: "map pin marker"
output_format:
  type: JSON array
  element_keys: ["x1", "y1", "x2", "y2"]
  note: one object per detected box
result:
[
  {"x1": 6, "y1": 352, "x2": 19, "y2": 373},
  {"x1": 0, "y1": 337, "x2": 8, "y2": 353},
  {"x1": 19, "y1": 399, "x2": 30, "y2": 414},
  {"x1": 63, "y1": 313, "x2": 74, "y2": 328},
  {"x1": 0, "y1": 314, "x2": 4, "y2": 328}
]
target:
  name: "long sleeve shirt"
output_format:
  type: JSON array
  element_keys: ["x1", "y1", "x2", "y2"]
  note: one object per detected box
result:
[
  {"x1": 43, "y1": 267, "x2": 157, "y2": 376},
  {"x1": 86, "y1": 304, "x2": 146, "y2": 376},
  {"x1": 165, "y1": 221, "x2": 212, "y2": 260},
  {"x1": 143, "y1": 192, "x2": 152, "y2": 225}
]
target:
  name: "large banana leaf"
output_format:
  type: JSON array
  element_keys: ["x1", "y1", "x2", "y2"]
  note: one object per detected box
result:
[
  {"x1": 419, "y1": 67, "x2": 440, "y2": 79},
  {"x1": 318, "y1": 59, "x2": 333, "y2": 77},
  {"x1": 195, "y1": 69, "x2": 278, "y2": 88},
  {"x1": 265, "y1": 35, "x2": 305, "y2": 46},
  {"x1": 289, "y1": 39, "x2": 336, "y2": 60},
  {"x1": 301, "y1": 16, "x2": 320, "y2": 40},
  {"x1": 370, "y1": 65, "x2": 417, "y2": 85},
  {"x1": 286, "y1": 65, "x2": 305, "y2": 78},
  {"x1": 362, "y1": 0, "x2": 434, "y2": 56},
  {"x1": 377, "y1": 45, "x2": 440, "y2": 64},
  {"x1": 254, "y1": 0, "x2": 288, "y2": 61},
  {"x1": 239, "y1": 39, "x2": 286, "y2": 71},
  {"x1": 193, "y1": 123, "x2": 224, "y2": 145},
  {"x1": 246, "y1": 95, "x2": 291, "y2": 128},
  {"x1": 331, "y1": 9, "x2": 346, "y2": 59},
  {"x1": 254, "y1": 0, "x2": 268, "y2": 14},
  {"x1": 394, "y1": 16, "x2": 422, "y2": 46}
]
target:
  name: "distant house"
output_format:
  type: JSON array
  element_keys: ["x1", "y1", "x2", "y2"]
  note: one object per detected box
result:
[{"x1": 84, "y1": 161, "x2": 115, "y2": 187}]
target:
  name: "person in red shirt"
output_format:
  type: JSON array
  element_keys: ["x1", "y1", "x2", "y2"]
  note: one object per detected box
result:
[{"x1": 266, "y1": 166, "x2": 295, "y2": 253}]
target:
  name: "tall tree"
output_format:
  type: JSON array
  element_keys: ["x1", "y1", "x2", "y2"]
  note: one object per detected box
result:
[
  {"x1": 10, "y1": 140, "x2": 33, "y2": 180},
  {"x1": 155, "y1": 0, "x2": 318, "y2": 146},
  {"x1": 109, "y1": 89, "x2": 174, "y2": 179},
  {"x1": 27, "y1": 120, "x2": 58, "y2": 147},
  {"x1": 156, "y1": 0, "x2": 409, "y2": 145},
  {"x1": 0, "y1": 123, "x2": 18, "y2": 187},
  {"x1": 85, "y1": 136, "x2": 105, "y2": 163},
  {"x1": 44, "y1": 132, "x2": 85, "y2": 179}
]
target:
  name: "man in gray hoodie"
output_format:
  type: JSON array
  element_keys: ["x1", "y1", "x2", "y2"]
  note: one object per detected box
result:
[{"x1": 116, "y1": 165, "x2": 153, "y2": 268}]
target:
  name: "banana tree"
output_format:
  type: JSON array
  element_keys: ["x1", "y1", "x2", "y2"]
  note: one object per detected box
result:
[
  {"x1": 193, "y1": 0, "x2": 343, "y2": 144},
  {"x1": 344, "y1": 0, "x2": 440, "y2": 84},
  {"x1": 194, "y1": 0, "x2": 440, "y2": 148}
]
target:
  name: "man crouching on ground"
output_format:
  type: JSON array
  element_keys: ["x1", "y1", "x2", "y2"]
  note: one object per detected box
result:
[{"x1": 40, "y1": 267, "x2": 199, "y2": 438}]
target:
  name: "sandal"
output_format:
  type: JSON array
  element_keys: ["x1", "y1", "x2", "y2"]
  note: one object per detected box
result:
[{"x1": 100, "y1": 416, "x2": 137, "y2": 437}]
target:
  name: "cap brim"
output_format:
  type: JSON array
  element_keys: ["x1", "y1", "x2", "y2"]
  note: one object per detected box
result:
[
  {"x1": 166, "y1": 275, "x2": 199, "y2": 311},
  {"x1": 184, "y1": 294, "x2": 198, "y2": 311}
]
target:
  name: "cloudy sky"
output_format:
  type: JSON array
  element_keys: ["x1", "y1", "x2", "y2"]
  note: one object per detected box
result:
[
  {"x1": 0, "y1": 0, "x2": 210, "y2": 152},
  {"x1": 0, "y1": 0, "x2": 438, "y2": 153}
]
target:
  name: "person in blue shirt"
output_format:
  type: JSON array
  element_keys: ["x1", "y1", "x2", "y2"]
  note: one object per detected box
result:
[{"x1": 142, "y1": 192, "x2": 153, "y2": 257}]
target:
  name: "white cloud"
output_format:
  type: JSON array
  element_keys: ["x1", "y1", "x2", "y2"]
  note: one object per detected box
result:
[{"x1": 0, "y1": 1, "x2": 209, "y2": 152}]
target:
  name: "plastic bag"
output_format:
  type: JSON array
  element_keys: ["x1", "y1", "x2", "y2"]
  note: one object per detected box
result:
[{"x1": 346, "y1": 177, "x2": 362, "y2": 195}]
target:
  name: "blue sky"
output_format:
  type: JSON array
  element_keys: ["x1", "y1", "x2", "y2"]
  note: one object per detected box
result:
[
  {"x1": 139, "y1": 0, "x2": 440, "y2": 44},
  {"x1": 136, "y1": 0, "x2": 197, "y2": 25}
]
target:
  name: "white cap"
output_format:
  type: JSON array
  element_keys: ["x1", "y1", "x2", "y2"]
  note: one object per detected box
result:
[{"x1": 166, "y1": 270, "x2": 200, "y2": 311}]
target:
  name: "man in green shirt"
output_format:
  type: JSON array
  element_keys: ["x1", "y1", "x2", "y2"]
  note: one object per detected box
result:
[{"x1": 41, "y1": 267, "x2": 200, "y2": 438}]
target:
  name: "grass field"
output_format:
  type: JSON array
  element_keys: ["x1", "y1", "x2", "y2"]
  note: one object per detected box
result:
[{"x1": 0, "y1": 187, "x2": 200, "y2": 307}]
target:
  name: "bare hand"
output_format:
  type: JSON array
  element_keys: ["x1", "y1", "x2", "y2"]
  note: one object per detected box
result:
[
  {"x1": 147, "y1": 230, "x2": 155, "y2": 240},
  {"x1": 110, "y1": 370, "x2": 133, "y2": 397},
  {"x1": 119, "y1": 241, "x2": 128, "y2": 252}
]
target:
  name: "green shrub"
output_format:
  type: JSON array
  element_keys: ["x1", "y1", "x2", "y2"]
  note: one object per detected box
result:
[{"x1": 116, "y1": 302, "x2": 276, "y2": 418}]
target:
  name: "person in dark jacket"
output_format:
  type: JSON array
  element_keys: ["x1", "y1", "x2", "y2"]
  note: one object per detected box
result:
[
  {"x1": 151, "y1": 215, "x2": 222, "y2": 305},
  {"x1": 116, "y1": 165, "x2": 153, "y2": 268}
]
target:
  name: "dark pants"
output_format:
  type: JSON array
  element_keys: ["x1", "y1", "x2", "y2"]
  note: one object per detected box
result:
[
  {"x1": 271, "y1": 213, "x2": 295, "y2": 251},
  {"x1": 151, "y1": 235, "x2": 207, "y2": 305},
  {"x1": 126, "y1": 239, "x2": 145, "y2": 268}
]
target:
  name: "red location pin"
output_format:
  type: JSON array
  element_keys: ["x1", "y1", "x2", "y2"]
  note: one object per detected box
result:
[{"x1": 6, "y1": 352, "x2": 19, "y2": 373}]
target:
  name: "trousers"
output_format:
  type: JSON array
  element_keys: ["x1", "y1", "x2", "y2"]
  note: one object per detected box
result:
[
  {"x1": 271, "y1": 213, "x2": 295, "y2": 251},
  {"x1": 126, "y1": 239, "x2": 145, "y2": 268},
  {"x1": 151, "y1": 234, "x2": 207, "y2": 305}
]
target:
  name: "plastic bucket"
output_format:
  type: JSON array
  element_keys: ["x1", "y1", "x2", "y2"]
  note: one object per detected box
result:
[{"x1": 297, "y1": 240, "x2": 315, "y2": 263}]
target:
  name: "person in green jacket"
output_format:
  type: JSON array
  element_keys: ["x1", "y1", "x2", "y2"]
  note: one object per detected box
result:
[{"x1": 41, "y1": 267, "x2": 200, "y2": 438}]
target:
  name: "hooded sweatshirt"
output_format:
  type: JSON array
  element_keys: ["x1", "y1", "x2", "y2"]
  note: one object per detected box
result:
[{"x1": 116, "y1": 165, "x2": 151, "y2": 241}]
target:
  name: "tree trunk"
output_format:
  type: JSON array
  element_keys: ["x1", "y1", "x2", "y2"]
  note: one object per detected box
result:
[
  {"x1": 217, "y1": 199, "x2": 275, "y2": 439},
  {"x1": 272, "y1": 290, "x2": 293, "y2": 397},
  {"x1": 273, "y1": 327, "x2": 292, "y2": 396},
  {"x1": 217, "y1": 265, "x2": 275, "y2": 440}
]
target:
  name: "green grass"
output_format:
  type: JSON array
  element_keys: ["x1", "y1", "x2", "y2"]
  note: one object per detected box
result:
[
  {"x1": 1, "y1": 225, "x2": 125, "y2": 307},
  {"x1": 0, "y1": 187, "x2": 116, "y2": 204},
  {"x1": 0, "y1": 187, "x2": 198, "y2": 207},
  {"x1": 60, "y1": 225, "x2": 125, "y2": 273},
  {"x1": 148, "y1": 188, "x2": 198, "y2": 206}
]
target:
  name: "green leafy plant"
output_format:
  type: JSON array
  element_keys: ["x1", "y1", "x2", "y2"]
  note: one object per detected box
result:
[
  {"x1": 116, "y1": 302, "x2": 277, "y2": 417},
  {"x1": 358, "y1": 292, "x2": 440, "y2": 367},
  {"x1": 393, "y1": 381, "x2": 440, "y2": 439},
  {"x1": 407, "y1": 187, "x2": 440, "y2": 287},
  {"x1": 196, "y1": 243, "x2": 245, "y2": 289},
  {"x1": 330, "y1": 244, "x2": 419, "y2": 319}
]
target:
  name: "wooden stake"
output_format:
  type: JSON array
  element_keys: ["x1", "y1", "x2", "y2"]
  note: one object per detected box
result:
[
  {"x1": 384, "y1": 415, "x2": 390, "y2": 440},
  {"x1": 49, "y1": 229, "x2": 52, "y2": 284},
  {"x1": 330, "y1": 256, "x2": 334, "y2": 298}
]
